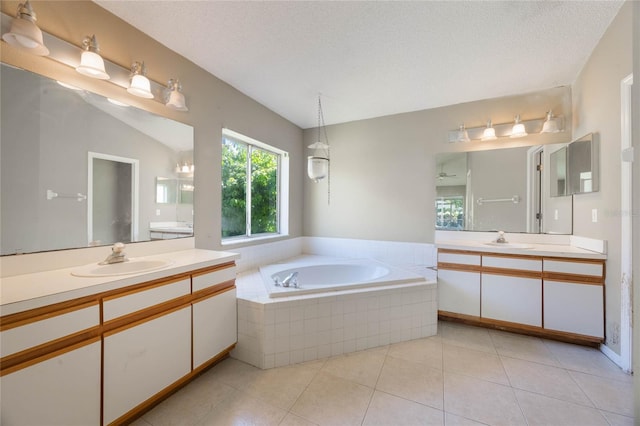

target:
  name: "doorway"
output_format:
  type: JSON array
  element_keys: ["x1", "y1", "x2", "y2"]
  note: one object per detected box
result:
[
  {"x1": 620, "y1": 73, "x2": 633, "y2": 373},
  {"x1": 527, "y1": 146, "x2": 544, "y2": 233},
  {"x1": 87, "y1": 152, "x2": 139, "y2": 246}
]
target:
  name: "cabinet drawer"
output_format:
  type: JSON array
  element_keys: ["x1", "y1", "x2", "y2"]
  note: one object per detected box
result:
[
  {"x1": 482, "y1": 256, "x2": 541, "y2": 272},
  {"x1": 192, "y1": 266, "x2": 236, "y2": 292},
  {"x1": 1, "y1": 303, "x2": 99, "y2": 358},
  {"x1": 103, "y1": 278, "x2": 190, "y2": 321},
  {"x1": 543, "y1": 260, "x2": 603, "y2": 277},
  {"x1": 438, "y1": 252, "x2": 481, "y2": 266}
]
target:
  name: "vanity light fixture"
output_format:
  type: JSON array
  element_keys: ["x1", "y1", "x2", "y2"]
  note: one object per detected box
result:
[
  {"x1": 165, "y1": 79, "x2": 188, "y2": 111},
  {"x1": 510, "y1": 115, "x2": 528, "y2": 138},
  {"x1": 481, "y1": 119, "x2": 497, "y2": 141},
  {"x1": 175, "y1": 161, "x2": 194, "y2": 175},
  {"x1": 76, "y1": 35, "x2": 110, "y2": 80},
  {"x1": 456, "y1": 124, "x2": 470, "y2": 143},
  {"x1": 127, "y1": 61, "x2": 154, "y2": 99},
  {"x1": 2, "y1": 0, "x2": 49, "y2": 56},
  {"x1": 541, "y1": 110, "x2": 561, "y2": 133}
]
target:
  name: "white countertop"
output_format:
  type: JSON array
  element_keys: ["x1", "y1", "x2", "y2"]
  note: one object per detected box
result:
[
  {"x1": 436, "y1": 240, "x2": 606, "y2": 260},
  {"x1": 0, "y1": 249, "x2": 239, "y2": 316}
]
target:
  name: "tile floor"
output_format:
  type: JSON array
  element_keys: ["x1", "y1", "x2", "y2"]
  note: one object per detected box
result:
[{"x1": 132, "y1": 321, "x2": 635, "y2": 426}]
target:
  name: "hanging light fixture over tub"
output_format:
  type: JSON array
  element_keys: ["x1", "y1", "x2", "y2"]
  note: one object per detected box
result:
[
  {"x1": 2, "y1": 0, "x2": 49, "y2": 55},
  {"x1": 165, "y1": 79, "x2": 188, "y2": 111},
  {"x1": 76, "y1": 35, "x2": 110, "y2": 80},
  {"x1": 307, "y1": 95, "x2": 330, "y2": 183},
  {"x1": 127, "y1": 61, "x2": 154, "y2": 99}
]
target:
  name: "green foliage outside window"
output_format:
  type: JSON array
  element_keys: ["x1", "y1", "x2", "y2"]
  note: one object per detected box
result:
[{"x1": 221, "y1": 137, "x2": 278, "y2": 238}]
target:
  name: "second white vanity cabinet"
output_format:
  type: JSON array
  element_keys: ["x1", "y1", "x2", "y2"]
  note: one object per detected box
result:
[{"x1": 437, "y1": 248, "x2": 605, "y2": 344}]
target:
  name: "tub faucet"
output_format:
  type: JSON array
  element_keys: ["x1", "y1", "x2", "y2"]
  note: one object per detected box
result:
[
  {"x1": 496, "y1": 231, "x2": 508, "y2": 244},
  {"x1": 99, "y1": 242, "x2": 128, "y2": 265},
  {"x1": 281, "y1": 271, "x2": 299, "y2": 288}
]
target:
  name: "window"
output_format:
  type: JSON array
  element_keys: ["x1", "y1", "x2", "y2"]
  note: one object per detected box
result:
[
  {"x1": 435, "y1": 196, "x2": 464, "y2": 230},
  {"x1": 221, "y1": 129, "x2": 288, "y2": 240}
]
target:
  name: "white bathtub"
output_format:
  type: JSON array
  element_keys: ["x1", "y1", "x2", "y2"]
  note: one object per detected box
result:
[{"x1": 259, "y1": 257, "x2": 425, "y2": 298}]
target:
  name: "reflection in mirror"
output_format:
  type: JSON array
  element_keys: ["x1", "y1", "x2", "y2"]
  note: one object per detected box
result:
[
  {"x1": 550, "y1": 147, "x2": 567, "y2": 197},
  {"x1": 435, "y1": 145, "x2": 573, "y2": 234},
  {"x1": 0, "y1": 63, "x2": 195, "y2": 255}
]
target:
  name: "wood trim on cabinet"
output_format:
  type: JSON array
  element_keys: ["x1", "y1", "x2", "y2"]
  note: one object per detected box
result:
[
  {"x1": 101, "y1": 275, "x2": 191, "y2": 304},
  {"x1": 190, "y1": 262, "x2": 236, "y2": 278},
  {"x1": 0, "y1": 299, "x2": 99, "y2": 332},
  {"x1": 191, "y1": 281, "x2": 235, "y2": 303},
  {"x1": 438, "y1": 311, "x2": 603, "y2": 346},
  {"x1": 437, "y1": 263, "x2": 482, "y2": 273},
  {"x1": 1, "y1": 332, "x2": 101, "y2": 376},
  {"x1": 481, "y1": 267, "x2": 541, "y2": 280},
  {"x1": 542, "y1": 274, "x2": 604, "y2": 286},
  {"x1": 103, "y1": 298, "x2": 193, "y2": 337}
]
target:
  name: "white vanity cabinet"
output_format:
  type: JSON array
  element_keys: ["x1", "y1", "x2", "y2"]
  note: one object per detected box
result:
[
  {"x1": 543, "y1": 259, "x2": 605, "y2": 338},
  {"x1": 102, "y1": 277, "x2": 192, "y2": 425},
  {"x1": 192, "y1": 267, "x2": 238, "y2": 370},
  {"x1": 437, "y1": 248, "x2": 605, "y2": 344},
  {"x1": 481, "y1": 256, "x2": 542, "y2": 327},
  {"x1": 0, "y1": 254, "x2": 238, "y2": 426},
  {"x1": 0, "y1": 300, "x2": 102, "y2": 425},
  {"x1": 437, "y1": 251, "x2": 481, "y2": 316}
]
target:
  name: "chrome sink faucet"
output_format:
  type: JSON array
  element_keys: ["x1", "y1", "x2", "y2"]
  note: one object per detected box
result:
[
  {"x1": 99, "y1": 242, "x2": 128, "y2": 265},
  {"x1": 496, "y1": 231, "x2": 508, "y2": 244}
]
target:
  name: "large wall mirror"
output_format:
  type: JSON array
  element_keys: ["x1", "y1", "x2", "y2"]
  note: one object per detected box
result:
[
  {"x1": 435, "y1": 144, "x2": 573, "y2": 234},
  {"x1": 1, "y1": 63, "x2": 195, "y2": 255}
]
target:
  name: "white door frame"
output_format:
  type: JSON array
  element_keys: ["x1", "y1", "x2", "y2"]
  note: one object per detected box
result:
[
  {"x1": 526, "y1": 145, "x2": 544, "y2": 233},
  {"x1": 87, "y1": 152, "x2": 140, "y2": 245},
  {"x1": 620, "y1": 73, "x2": 633, "y2": 373}
]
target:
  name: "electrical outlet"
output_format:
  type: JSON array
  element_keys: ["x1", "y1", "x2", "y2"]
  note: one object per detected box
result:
[
  {"x1": 156, "y1": 209, "x2": 161, "y2": 216},
  {"x1": 592, "y1": 208, "x2": 598, "y2": 223},
  {"x1": 554, "y1": 209, "x2": 559, "y2": 220}
]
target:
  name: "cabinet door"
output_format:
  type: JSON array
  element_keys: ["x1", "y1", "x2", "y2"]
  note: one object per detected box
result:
[
  {"x1": 103, "y1": 306, "x2": 191, "y2": 425},
  {"x1": 543, "y1": 280, "x2": 604, "y2": 338},
  {"x1": 482, "y1": 274, "x2": 542, "y2": 326},
  {"x1": 437, "y1": 269, "x2": 480, "y2": 316},
  {"x1": 193, "y1": 287, "x2": 237, "y2": 369},
  {"x1": 1, "y1": 340, "x2": 101, "y2": 426}
]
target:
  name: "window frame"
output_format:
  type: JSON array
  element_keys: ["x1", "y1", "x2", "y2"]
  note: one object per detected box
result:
[{"x1": 221, "y1": 128, "x2": 289, "y2": 244}]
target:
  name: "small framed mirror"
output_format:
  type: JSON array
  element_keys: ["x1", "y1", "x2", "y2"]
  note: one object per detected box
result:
[
  {"x1": 550, "y1": 146, "x2": 567, "y2": 197},
  {"x1": 567, "y1": 133, "x2": 598, "y2": 195}
]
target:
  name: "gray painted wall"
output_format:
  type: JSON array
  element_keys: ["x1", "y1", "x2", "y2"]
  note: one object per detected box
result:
[{"x1": 571, "y1": 2, "x2": 632, "y2": 356}]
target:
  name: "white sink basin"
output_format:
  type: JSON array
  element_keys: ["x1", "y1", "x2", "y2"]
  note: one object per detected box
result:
[
  {"x1": 71, "y1": 259, "x2": 173, "y2": 277},
  {"x1": 484, "y1": 242, "x2": 533, "y2": 249}
]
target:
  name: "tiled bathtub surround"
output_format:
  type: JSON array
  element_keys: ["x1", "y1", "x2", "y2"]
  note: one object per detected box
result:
[
  {"x1": 231, "y1": 237, "x2": 439, "y2": 369},
  {"x1": 233, "y1": 257, "x2": 437, "y2": 369},
  {"x1": 231, "y1": 237, "x2": 438, "y2": 273}
]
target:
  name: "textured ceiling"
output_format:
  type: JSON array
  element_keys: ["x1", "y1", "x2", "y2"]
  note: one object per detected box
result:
[{"x1": 94, "y1": 1, "x2": 624, "y2": 129}]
